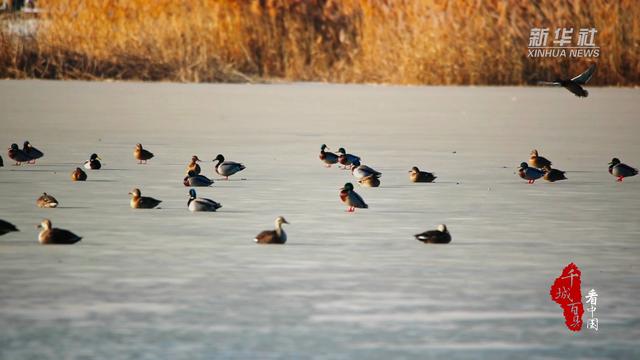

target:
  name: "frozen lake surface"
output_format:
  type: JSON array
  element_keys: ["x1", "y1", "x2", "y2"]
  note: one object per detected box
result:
[{"x1": 1, "y1": 80, "x2": 639, "y2": 359}]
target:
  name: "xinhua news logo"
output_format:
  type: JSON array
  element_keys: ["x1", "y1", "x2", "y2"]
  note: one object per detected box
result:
[{"x1": 528, "y1": 27, "x2": 599, "y2": 58}]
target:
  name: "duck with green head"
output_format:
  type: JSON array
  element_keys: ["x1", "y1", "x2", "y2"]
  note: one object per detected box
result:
[
  {"x1": 84, "y1": 153, "x2": 102, "y2": 170},
  {"x1": 518, "y1": 162, "x2": 544, "y2": 184},
  {"x1": 608, "y1": 158, "x2": 638, "y2": 182},
  {"x1": 187, "y1": 189, "x2": 222, "y2": 212},
  {"x1": 339, "y1": 182, "x2": 368, "y2": 212},
  {"x1": 319, "y1": 144, "x2": 339, "y2": 167},
  {"x1": 337, "y1": 147, "x2": 361, "y2": 170}
]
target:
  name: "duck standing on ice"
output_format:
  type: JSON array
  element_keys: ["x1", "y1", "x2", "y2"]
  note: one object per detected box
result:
[
  {"x1": 518, "y1": 162, "x2": 544, "y2": 184},
  {"x1": 187, "y1": 156, "x2": 202, "y2": 175},
  {"x1": 339, "y1": 182, "x2": 368, "y2": 212},
  {"x1": 529, "y1": 149, "x2": 552, "y2": 169},
  {"x1": 23, "y1": 141, "x2": 43, "y2": 163},
  {"x1": 7, "y1": 143, "x2": 31, "y2": 165},
  {"x1": 337, "y1": 147, "x2": 361, "y2": 170},
  {"x1": 134, "y1": 143, "x2": 154, "y2": 164},
  {"x1": 187, "y1": 189, "x2": 222, "y2": 212},
  {"x1": 213, "y1": 154, "x2": 245, "y2": 180},
  {"x1": 319, "y1": 144, "x2": 339, "y2": 167},
  {"x1": 608, "y1": 158, "x2": 638, "y2": 182}
]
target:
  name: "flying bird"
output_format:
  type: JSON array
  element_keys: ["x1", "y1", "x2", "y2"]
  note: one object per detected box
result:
[
  {"x1": 337, "y1": 147, "x2": 361, "y2": 170},
  {"x1": 538, "y1": 63, "x2": 596, "y2": 97}
]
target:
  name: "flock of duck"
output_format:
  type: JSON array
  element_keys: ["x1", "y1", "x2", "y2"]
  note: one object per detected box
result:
[{"x1": 0, "y1": 141, "x2": 637, "y2": 246}]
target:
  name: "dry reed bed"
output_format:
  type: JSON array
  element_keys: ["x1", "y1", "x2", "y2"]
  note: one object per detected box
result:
[{"x1": 1, "y1": 0, "x2": 638, "y2": 85}]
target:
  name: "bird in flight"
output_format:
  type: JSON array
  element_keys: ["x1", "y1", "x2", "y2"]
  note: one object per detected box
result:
[{"x1": 538, "y1": 63, "x2": 596, "y2": 97}]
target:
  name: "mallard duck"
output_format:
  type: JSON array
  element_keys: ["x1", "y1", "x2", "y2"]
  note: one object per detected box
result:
[
  {"x1": 0, "y1": 219, "x2": 19, "y2": 236},
  {"x1": 213, "y1": 154, "x2": 245, "y2": 180},
  {"x1": 529, "y1": 149, "x2": 552, "y2": 169},
  {"x1": 543, "y1": 166, "x2": 567, "y2": 182},
  {"x1": 37, "y1": 219, "x2": 82, "y2": 244},
  {"x1": 22, "y1": 141, "x2": 43, "y2": 163},
  {"x1": 187, "y1": 155, "x2": 202, "y2": 175},
  {"x1": 608, "y1": 158, "x2": 638, "y2": 182},
  {"x1": 83, "y1": 153, "x2": 102, "y2": 170},
  {"x1": 129, "y1": 188, "x2": 162, "y2": 209},
  {"x1": 415, "y1": 224, "x2": 451, "y2": 244},
  {"x1": 351, "y1": 160, "x2": 381, "y2": 180},
  {"x1": 36, "y1": 193, "x2": 59, "y2": 208},
  {"x1": 134, "y1": 143, "x2": 154, "y2": 164},
  {"x1": 7, "y1": 143, "x2": 31, "y2": 165},
  {"x1": 187, "y1": 189, "x2": 222, "y2": 212},
  {"x1": 337, "y1": 147, "x2": 361, "y2": 169},
  {"x1": 71, "y1": 167, "x2": 87, "y2": 181},
  {"x1": 319, "y1": 144, "x2": 339, "y2": 167},
  {"x1": 537, "y1": 63, "x2": 596, "y2": 98},
  {"x1": 409, "y1": 166, "x2": 437, "y2": 183},
  {"x1": 339, "y1": 182, "x2": 368, "y2": 212},
  {"x1": 518, "y1": 162, "x2": 544, "y2": 184},
  {"x1": 183, "y1": 171, "x2": 213, "y2": 187},
  {"x1": 358, "y1": 175, "x2": 380, "y2": 187},
  {"x1": 254, "y1": 216, "x2": 289, "y2": 244}
]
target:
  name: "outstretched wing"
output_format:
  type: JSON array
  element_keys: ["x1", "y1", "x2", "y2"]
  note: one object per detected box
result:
[
  {"x1": 571, "y1": 63, "x2": 596, "y2": 84},
  {"x1": 537, "y1": 81, "x2": 561, "y2": 86},
  {"x1": 564, "y1": 82, "x2": 588, "y2": 97}
]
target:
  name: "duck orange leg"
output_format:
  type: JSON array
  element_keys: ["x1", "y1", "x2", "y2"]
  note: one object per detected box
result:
[{"x1": 617, "y1": 176, "x2": 624, "y2": 182}]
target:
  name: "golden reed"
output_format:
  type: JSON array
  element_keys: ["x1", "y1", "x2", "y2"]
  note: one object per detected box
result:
[{"x1": 1, "y1": 0, "x2": 638, "y2": 85}]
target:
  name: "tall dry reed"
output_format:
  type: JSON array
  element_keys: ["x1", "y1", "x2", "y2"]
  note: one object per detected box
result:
[{"x1": 1, "y1": 0, "x2": 638, "y2": 85}]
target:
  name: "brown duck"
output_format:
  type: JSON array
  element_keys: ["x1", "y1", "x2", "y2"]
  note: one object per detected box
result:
[
  {"x1": 409, "y1": 166, "x2": 436, "y2": 183},
  {"x1": 528, "y1": 149, "x2": 552, "y2": 169},
  {"x1": 134, "y1": 143, "x2": 154, "y2": 164},
  {"x1": 71, "y1": 167, "x2": 87, "y2": 181},
  {"x1": 37, "y1": 219, "x2": 82, "y2": 244},
  {"x1": 254, "y1": 216, "x2": 289, "y2": 244}
]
